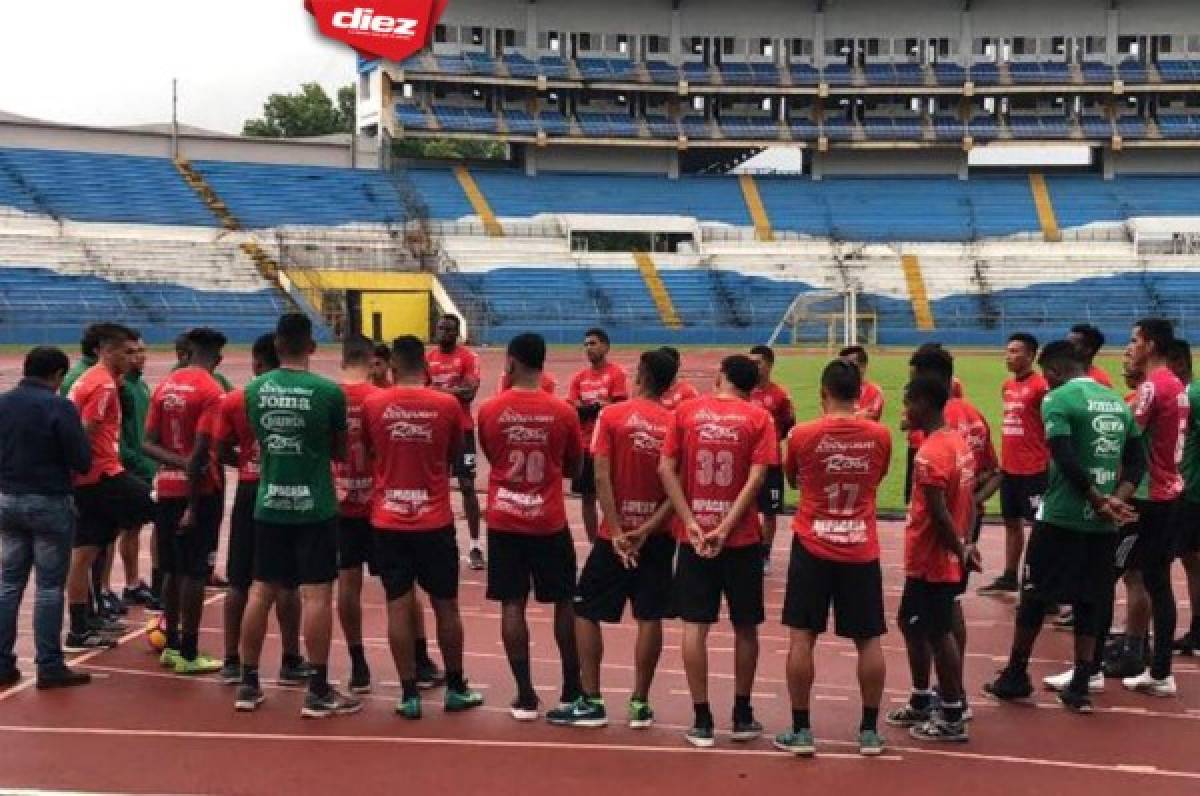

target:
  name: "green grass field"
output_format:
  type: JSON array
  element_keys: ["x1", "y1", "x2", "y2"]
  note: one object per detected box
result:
[{"x1": 771, "y1": 350, "x2": 1126, "y2": 513}]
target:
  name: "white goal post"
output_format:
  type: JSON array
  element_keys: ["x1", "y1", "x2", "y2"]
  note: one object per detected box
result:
[{"x1": 767, "y1": 287, "x2": 873, "y2": 349}]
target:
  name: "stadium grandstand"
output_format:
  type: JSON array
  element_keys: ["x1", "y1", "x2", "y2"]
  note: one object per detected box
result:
[{"x1": 1, "y1": 0, "x2": 1200, "y2": 347}]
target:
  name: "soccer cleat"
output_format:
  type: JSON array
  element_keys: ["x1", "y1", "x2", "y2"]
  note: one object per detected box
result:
[
  {"x1": 1173, "y1": 632, "x2": 1197, "y2": 656},
  {"x1": 219, "y1": 661, "x2": 242, "y2": 686},
  {"x1": 88, "y1": 615, "x2": 127, "y2": 635},
  {"x1": 100, "y1": 590, "x2": 127, "y2": 616},
  {"x1": 546, "y1": 697, "x2": 608, "y2": 728},
  {"x1": 976, "y1": 573, "x2": 1019, "y2": 596},
  {"x1": 234, "y1": 683, "x2": 265, "y2": 712},
  {"x1": 885, "y1": 703, "x2": 931, "y2": 727},
  {"x1": 773, "y1": 729, "x2": 815, "y2": 757},
  {"x1": 395, "y1": 695, "x2": 422, "y2": 720},
  {"x1": 910, "y1": 717, "x2": 968, "y2": 743},
  {"x1": 63, "y1": 631, "x2": 117, "y2": 653},
  {"x1": 159, "y1": 648, "x2": 183, "y2": 669},
  {"x1": 444, "y1": 684, "x2": 485, "y2": 712},
  {"x1": 174, "y1": 654, "x2": 222, "y2": 675},
  {"x1": 628, "y1": 699, "x2": 655, "y2": 729},
  {"x1": 122, "y1": 582, "x2": 155, "y2": 606},
  {"x1": 510, "y1": 696, "x2": 540, "y2": 722},
  {"x1": 416, "y1": 659, "x2": 445, "y2": 690},
  {"x1": 685, "y1": 724, "x2": 716, "y2": 748},
  {"x1": 277, "y1": 658, "x2": 314, "y2": 687},
  {"x1": 1103, "y1": 651, "x2": 1147, "y2": 679},
  {"x1": 858, "y1": 729, "x2": 886, "y2": 756},
  {"x1": 302, "y1": 687, "x2": 363, "y2": 718},
  {"x1": 1057, "y1": 689, "x2": 1095, "y2": 714},
  {"x1": 468, "y1": 547, "x2": 486, "y2": 571},
  {"x1": 731, "y1": 717, "x2": 763, "y2": 742},
  {"x1": 983, "y1": 668, "x2": 1034, "y2": 702},
  {"x1": 1043, "y1": 668, "x2": 1105, "y2": 694},
  {"x1": 348, "y1": 663, "x2": 372, "y2": 695},
  {"x1": 35, "y1": 667, "x2": 91, "y2": 690},
  {"x1": 1122, "y1": 670, "x2": 1178, "y2": 697}
]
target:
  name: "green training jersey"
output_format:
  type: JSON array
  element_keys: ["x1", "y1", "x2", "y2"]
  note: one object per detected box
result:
[
  {"x1": 119, "y1": 372, "x2": 157, "y2": 482},
  {"x1": 1037, "y1": 377, "x2": 1140, "y2": 534},
  {"x1": 246, "y1": 368, "x2": 346, "y2": 524},
  {"x1": 1181, "y1": 381, "x2": 1200, "y2": 504},
  {"x1": 60, "y1": 355, "x2": 97, "y2": 397}
]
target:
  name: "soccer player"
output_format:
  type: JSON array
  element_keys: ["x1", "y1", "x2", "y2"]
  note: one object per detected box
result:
[
  {"x1": 114, "y1": 331, "x2": 156, "y2": 609},
  {"x1": 60, "y1": 325, "x2": 101, "y2": 397},
  {"x1": 658, "y1": 354, "x2": 777, "y2": 748},
  {"x1": 548, "y1": 349, "x2": 678, "y2": 730},
  {"x1": 64, "y1": 324, "x2": 156, "y2": 651},
  {"x1": 773, "y1": 360, "x2": 892, "y2": 758},
  {"x1": 659, "y1": 346, "x2": 700, "y2": 410},
  {"x1": 425, "y1": 315, "x2": 485, "y2": 570},
  {"x1": 1167, "y1": 340, "x2": 1200, "y2": 656},
  {"x1": 890, "y1": 376, "x2": 977, "y2": 743},
  {"x1": 216, "y1": 334, "x2": 308, "y2": 686},
  {"x1": 235, "y1": 313, "x2": 359, "y2": 718},
  {"x1": 984, "y1": 341, "x2": 1142, "y2": 713},
  {"x1": 370, "y1": 343, "x2": 394, "y2": 389},
  {"x1": 477, "y1": 333, "x2": 585, "y2": 722},
  {"x1": 363, "y1": 336, "x2": 485, "y2": 719},
  {"x1": 748, "y1": 345, "x2": 796, "y2": 572},
  {"x1": 840, "y1": 345, "x2": 885, "y2": 422},
  {"x1": 498, "y1": 369, "x2": 557, "y2": 395},
  {"x1": 1068, "y1": 323, "x2": 1114, "y2": 388},
  {"x1": 143, "y1": 327, "x2": 227, "y2": 674},
  {"x1": 978, "y1": 333, "x2": 1049, "y2": 596},
  {"x1": 568, "y1": 327, "x2": 630, "y2": 543}
]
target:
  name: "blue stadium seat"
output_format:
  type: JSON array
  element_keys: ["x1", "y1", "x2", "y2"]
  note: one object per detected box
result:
[
  {"x1": 823, "y1": 64, "x2": 855, "y2": 86},
  {"x1": 933, "y1": 63, "x2": 966, "y2": 85},
  {"x1": 1080, "y1": 114, "x2": 1113, "y2": 137},
  {"x1": 645, "y1": 115, "x2": 679, "y2": 138},
  {"x1": 933, "y1": 114, "x2": 964, "y2": 140},
  {"x1": 433, "y1": 106, "x2": 499, "y2": 133},
  {"x1": 538, "y1": 56, "x2": 571, "y2": 79},
  {"x1": 1157, "y1": 60, "x2": 1200, "y2": 82},
  {"x1": 1118, "y1": 59, "x2": 1149, "y2": 82},
  {"x1": 537, "y1": 111, "x2": 571, "y2": 135},
  {"x1": 645, "y1": 61, "x2": 680, "y2": 83},
  {"x1": 789, "y1": 63, "x2": 820, "y2": 85},
  {"x1": 396, "y1": 102, "x2": 434, "y2": 130},
  {"x1": 970, "y1": 62, "x2": 1001, "y2": 85},
  {"x1": 502, "y1": 53, "x2": 540, "y2": 78},
  {"x1": 1081, "y1": 62, "x2": 1113, "y2": 83},
  {"x1": 502, "y1": 110, "x2": 538, "y2": 135},
  {"x1": 720, "y1": 116, "x2": 778, "y2": 139},
  {"x1": 577, "y1": 112, "x2": 639, "y2": 137}
]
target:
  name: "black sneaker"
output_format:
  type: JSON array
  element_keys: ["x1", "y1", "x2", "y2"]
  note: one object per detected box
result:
[
  {"x1": 731, "y1": 717, "x2": 763, "y2": 742},
  {"x1": 1057, "y1": 688, "x2": 1094, "y2": 714},
  {"x1": 122, "y1": 582, "x2": 155, "y2": 606},
  {"x1": 36, "y1": 667, "x2": 91, "y2": 690},
  {"x1": 976, "y1": 573, "x2": 1019, "y2": 596},
  {"x1": 348, "y1": 662, "x2": 372, "y2": 695},
  {"x1": 278, "y1": 658, "x2": 314, "y2": 687},
  {"x1": 885, "y1": 703, "x2": 932, "y2": 727},
  {"x1": 1173, "y1": 632, "x2": 1197, "y2": 656},
  {"x1": 87, "y1": 615, "x2": 126, "y2": 636},
  {"x1": 235, "y1": 683, "x2": 265, "y2": 711},
  {"x1": 983, "y1": 668, "x2": 1034, "y2": 702},
  {"x1": 416, "y1": 658, "x2": 445, "y2": 690},
  {"x1": 910, "y1": 716, "x2": 968, "y2": 743},
  {"x1": 302, "y1": 687, "x2": 363, "y2": 718},
  {"x1": 0, "y1": 668, "x2": 20, "y2": 687},
  {"x1": 219, "y1": 660, "x2": 242, "y2": 686},
  {"x1": 468, "y1": 547, "x2": 485, "y2": 571},
  {"x1": 64, "y1": 631, "x2": 118, "y2": 652},
  {"x1": 1102, "y1": 651, "x2": 1146, "y2": 679},
  {"x1": 101, "y1": 590, "x2": 127, "y2": 616}
]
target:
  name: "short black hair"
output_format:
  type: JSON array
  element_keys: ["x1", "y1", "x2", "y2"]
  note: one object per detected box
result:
[
  {"x1": 905, "y1": 375, "x2": 950, "y2": 412},
  {"x1": 342, "y1": 334, "x2": 375, "y2": 366},
  {"x1": 909, "y1": 343, "x2": 954, "y2": 386},
  {"x1": 508, "y1": 333, "x2": 547, "y2": 371},
  {"x1": 1069, "y1": 323, "x2": 1105, "y2": 355},
  {"x1": 822, "y1": 359, "x2": 862, "y2": 403},
  {"x1": 750, "y1": 344, "x2": 775, "y2": 365},
  {"x1": 1037, "y1": 340, "x2": 1086, "y2": 371},
  {"x1": 1135, "y1": 317, "x2": 1175, "y2": 357},
  {"x1": 275, "y1": 313, "x2": 314, "y2": 358},
  {"x1": 1008, "y1": 332, "x2": 1039, "y2": 356},
  {"x1": 440, "y1": 314, "x2": 462, "y2": 329},
  {"x1": 252, "y1": 333, "x2": 280, "y2": 371},
  {"x1": 639, "y1": 349, "x2": 679, "y2": 398},
  {"x1": 585, "y1": 327, "x2": 610, "y2": 346},
  {"x1": 373, "y1": 343, "x2": 392, "y2": 360},
  {"x1": 721, "y1": 354, "x2": 760, "y2": 393},
  {"x1": 24, "y1": 346, "x2": 70, "y2": 381},
  {"x1": 658, "y1": 346, "x2": 681, "y2": 364},
  {"x1": 838, "y1": 345, "x2": 868, "y2": 365},
  {"x1": 95, "y1": 323, "x2": 135, "y2": 349},
  {"x1": 185, "y1": 327, "x2": 227, "y2": 358},
  {"x1": 79, "y1": 324, "x2": 104, "y2": 359},
  {"x1": 391, "y1": 335, "x2": 426, "y2": 374},
  {"x1": 1167, "y1": 338, "x2": 1192, "y2": 375}
]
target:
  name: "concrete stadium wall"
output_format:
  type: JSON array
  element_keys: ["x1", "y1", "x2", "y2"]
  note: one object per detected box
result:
[
  {"x1": 812, "y1": 148, "x2": 967, "y2": 178},
  {"x1": 1106, "y1": 148, "x2": 1200, "y2": 175},
  {"x1": 522, "y1": 144, "x2": 680, "y2": 176}
]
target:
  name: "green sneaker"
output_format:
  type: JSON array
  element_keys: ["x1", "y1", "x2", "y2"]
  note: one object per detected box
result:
[
  {"x1": 395, "y1": 695, "x2": 422, "y2": 720},
  {"x1": 546, "y1": 696, "x2": 608, "y2": 727},
  {"x1": 159, "y1": 648, "x2": 182, "y2": 668},
  {"x1": 628, "y1": 699, "x2": 654, "y2": 729},
  {"x1": 174, "y1": 653, "x2": 222, "y2": 675},
  {"x1": 773, "y1": 729, "x2": 816, "y2": 757},
  {"x1": 858, "y1": 729, "x2": 886, "y2": 757},
  {"x1": 444, "y1": 685, "x2": 485, "y2": 712}
]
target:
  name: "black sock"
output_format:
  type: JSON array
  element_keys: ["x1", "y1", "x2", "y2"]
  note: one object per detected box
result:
[
  {"x1": 282, "y1": 651, "x2": 303, "y2": 669},
  {"x1": 733, "y1": 694, "x2": 753, "y2": 722},
  {"x1": 909, "y1": 689, "x2": 933, "y2": 711},
  {"x1": 241, "y1": 665, "x2": 260, "y2": 688},
  {"x1": 861, "y1": 706, "x2": 880, "y2": 732},
  {"x1": 941, "y1": 700, "x2": 964, "y2": 723},
  {"x1": 792, "y1": 709, "x2": 811, "y2": 731},
  {"x1": 1127, "y1": 635, "x2": 1147, "y2": 660},
  {"x1": 402, "y1": 678, "x2": 419, "y2": 700},
  {"x1": 447, "y1": 670, "x2": 466, "y2": 692},
  {"x1": 1003, "y1": 568, "x2": 1018, "y2": 580},
  {"x1": 310, "y1": 664, "x2": 330, "y2": 695},
  {"x1": 561, "y1": 663, "x2": 583, "y2": 702},
  {"x1": 180, "y1": 632, "x2": 198, "y2": 661},
  {"x1": 761, "y1": 543, "x2": 771, "y2": 560},
  {"x1": 509, "y1": 657, "x2": 536, "y2": 702},
  {"x1": 151, "y1": 568, "x2": 163, "y2": 599},
  {"x1": 1005, "y1": 651, "x2": 1031, "y2": 675},
  {"x1": 1190, "y1": 614, "x2": 1200, "y2": 639},
  {"x1": 693, "y1": 702, "x2": 714, "y2": 729},
  {"x1": 166, "y1": 628, "x2": 181, "y2": 652},
  {"x1": 415, "y1": 637, "x2": 430, "y2": 664},
  {"x1": 225, "y1": 653, "x2": 240, "y2": 666},
  {"x1": 348, "y1": 643, "x2": 368, "y2": 669},
  {"x1": 69, "y1": 603, "x2": 88, "y2": 635},
  {"x1": 1068, "y1": 660, "x2": 1094, "y2": 694}
]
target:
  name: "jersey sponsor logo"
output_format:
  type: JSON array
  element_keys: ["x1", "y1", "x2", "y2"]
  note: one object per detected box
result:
[
  {"x1": 264, "y1": 433, "x2": 303, "y2": 455},
  {"x1": 824, "y1": 453, "x2": 871, "y2": 474},
  {"x1": 162, "y1": 392, "x2": 189, "y2": 412},
  {"x1": 257, "y1": 386, "x2": 313, "y2": 411},
  {"x1": 1092, "y1": 436, "x2": 1122, "y2": 456},
  {"x1": 387, "y1": 419, "x2": 434, "y2": 443},
  {"x1": 263, "y1": 483, "x2": 313, "y2": 511},
  {"x1": 498, "y1": 407, "x2": 555, "y2": 425},
  {"x1": 696, "y1": 422, "x2": 740, "y2": 443},
  {"x1": 629, "y1": 430, "x2": 664, "y2": 455},
  {"x1": 1087, "y1": 399, "x2": 1125, "y2": 413},
  {"x1": 814, "y1": 435, "x2": 876, "y2": 454},
  {"x1": 503, "y1": 424, "x2": 550, "y2": 445},
  {"x1": 382, "y1": 405, "x2": 438, "y2": 421},
  {"x1": 1092, "y1": 414, "x2": 1126, "y2": 435},
  {"x1": 261, "y1": 409, "x2": 306, "y2": 432}
]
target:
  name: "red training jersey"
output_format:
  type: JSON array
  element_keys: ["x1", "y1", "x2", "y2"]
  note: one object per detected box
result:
[
  {"x1": 216, "y1": 388, "x2": 259, "y2": 482},
  {"x1": 906, "y1": 428, "x2": 976, "y2": 583},
  {"x1": 662, "y1": 394, "x2": 779, "y2": 548},
  {"x1": 568, "y1": 362, "x2": 630, "y2": 452},
  {"x1": 910, "y1": 398, "x2": 997, "y2": 479},
  {"x1": 426, "y1": 345, "x2": 481, "y2": 431},
  {"x1": 856, "y1": 380, "x2": 885, "y2": 422},
  {"x1": 661, "y1": 379, "x2": 700, "y2": 411},
  {"x1": 335, "y1": 381, "x2": 381, "y2": 518},
  {"x1": 477, "y1": 389, "x2": 584, "y2": 534},
  {"x1": 1001, "y1": 372, "x2": 1050, "y2": 475},
  {"x1": 69, "y1": 364, "x2": 124, "y2": 486},
  {"x1": 363, "y1": 386, "x2": 463, "y2": 532},
  {"x1": 590, "y1": 398, "x2": 673, "y2": 541},
  {"x1": 1089, "y1": 365, "x2": 1114, "y2": 389},
  {"x1": 1133, "y1": 365, "x2": 1188, "y2": 501},
  {"x1": 750, "y1": 381, "x2": 795, "y2": 440},
  {"x1": 786, "y1": 416, "x2": 892, "y2": 563},
  {"x1": 498, "y1": 371, "x2": 557, "y2": 396},
  {"x1": 146, "y1": 367, "x2": 224, "y2": 498}
]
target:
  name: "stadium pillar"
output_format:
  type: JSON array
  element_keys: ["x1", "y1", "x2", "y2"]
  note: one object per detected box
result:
[
  {"x1": 670, "y1": 8, "x2": 682, "y2": 65},
  {"x1": 810, "y1": 150, "x2": 824, "y2": 181},
  {"x1": 813, "y1": 11, "x2": 825, "y2": 68},
  {"x1": 525, "y1": 1, "x2": 537, "y2": 59},
  {"x1": 1102, "y1": 147, "x2": 1115, "y2": 180},
  {"x1": 1106, "y1": 9, "x2": 1120, "y2": 66},
  {"x1": 958, "y1": 12, "x2": 972, "y2": 68}
]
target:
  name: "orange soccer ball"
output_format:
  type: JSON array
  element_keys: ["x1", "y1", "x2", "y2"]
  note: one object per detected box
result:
[{"x1": 145, "y1": 615, "x2": 168, "y2": 652}]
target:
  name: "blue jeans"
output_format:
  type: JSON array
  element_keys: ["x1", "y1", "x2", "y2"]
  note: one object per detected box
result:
[{"x1": 0, "y1": 493, "x2": 75, "y2": 673}]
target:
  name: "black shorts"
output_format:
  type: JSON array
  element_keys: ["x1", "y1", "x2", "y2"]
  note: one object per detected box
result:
[
  {"x1": 782, "y1": 543, "x2": 886, "y2": 639},
  {"x1": 571, "y1": 454, "x2": 597, "y2": 497},
  {"x1": 374, "y1": 526, "x2": 459, "y2": 601},
  {"x1": 756, "y1": 465, "x2": 785, "y2": 515},
  {"x1": 254, "y1": 519, "x2": 338, "y2": 586},
  {"x1": 155, "y1": 494, "x2": 224, "y2": 578},
  {"x1": 898, "y1": 578, "x2": 959, "y2": 640},
  {"x1": 486, "y1": 529, "x2": 577, "y2": 603},
  {"x1": 1000, "y1": 472, "x2": 1048, "y2": 522},
  {"x1": 673, "y1": 543, "x2": 765, "y2": 627},
  {"x1": 226, "y1": 480, "x2": 263, "y2": 590},
  {"x1": 337, "y1": 515, "x2": 376, "y2": 573},
  {"x1": 1122, "y1": 499, "x2": 1178, "y2": 572},
  {"x1": 1022, "y1": 522, "x2": 1119, "y2": 608},
  {"x1": 73, "y1": 472, "x2": 155, "y2": 548},
  {"x1": 574, "y1": 535, "x2": 676, "y2": 623},
  {"x1": 1172, "y1": 497, "x2": 1200, "y2": 558},
  {"x1": 450, "y1": 430, "x2": 477, "y2": 480}
]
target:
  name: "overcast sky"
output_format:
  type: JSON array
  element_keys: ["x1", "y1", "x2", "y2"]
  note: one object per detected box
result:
[{"x1": 0, "y1": 0, "x2": 354, "y2": 133}]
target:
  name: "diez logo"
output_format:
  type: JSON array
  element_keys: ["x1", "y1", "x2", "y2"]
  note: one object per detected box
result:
[{"x1": 305, "y1": 0, "x2": 448, "y2": 61}]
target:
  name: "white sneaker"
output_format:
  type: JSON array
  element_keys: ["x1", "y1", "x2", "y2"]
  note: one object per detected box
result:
[
  {"x1": 1043, "y1": 668, "x2": 1105, "y2": 694},
  {"x1": 1122, "y1": 670, "x2": 1177, "y2": 697}
]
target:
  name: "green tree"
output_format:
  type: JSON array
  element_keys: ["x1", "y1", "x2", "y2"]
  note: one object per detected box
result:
[
  {"x1": 392, "y1": 138, "x2": 507, "y2": 160},
  {"x1": 243, "y1": 82, "x2": 355, "y2": 138}
]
